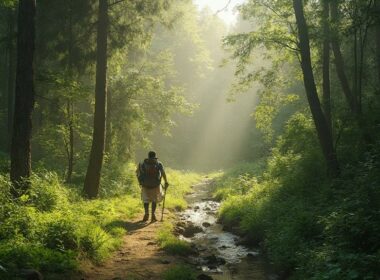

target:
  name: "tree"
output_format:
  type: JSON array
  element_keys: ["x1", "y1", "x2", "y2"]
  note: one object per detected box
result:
[
  {"x1": 375, "y1": 0, "x2": 380, "y2": 82},
  {"x1": 83, "y1": 0, "x2": 108, "y2": 198},
  {"x1": 330, "y1": 0, "x2": 360, "y2": 116},
  {"x1": 322, "y1": 0, "x2": 332, "y2": 134},
  {"x1": 10, "y1": 0, "x2": 36, "y2": 193},
  {"x1": 34, "y1": 0, "x2": 96, "y2": 181},
  {"x1": 292, "y1": 0, "x2": 339, "y2": 176}
]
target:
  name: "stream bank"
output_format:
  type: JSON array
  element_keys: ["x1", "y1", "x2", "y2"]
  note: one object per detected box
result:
[{"x1": 174, "y1": 179, "x2": 278, "y2": 280}]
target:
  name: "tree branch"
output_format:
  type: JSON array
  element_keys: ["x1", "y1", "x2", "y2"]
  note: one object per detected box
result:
[{"x1": 215, "y1": 0, "x2": 233, "y2": 15}]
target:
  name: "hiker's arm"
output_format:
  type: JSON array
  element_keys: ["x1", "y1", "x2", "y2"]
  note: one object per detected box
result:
[
  {"x1": 160, "y1": 164, "x2": 168, "y2": 184},
  {"x1": 161, "y1": 169, "x2": 168, "y2": 183}
]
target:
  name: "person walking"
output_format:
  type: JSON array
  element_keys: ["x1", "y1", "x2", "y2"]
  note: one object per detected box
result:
[{"x1": 136, "y1": 151, "x2": 169, "y2": 222}]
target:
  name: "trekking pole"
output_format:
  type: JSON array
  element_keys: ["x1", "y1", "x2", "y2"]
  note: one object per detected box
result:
[{"x1": 161, "y1": 183, "x2": 167, "y2": 222}]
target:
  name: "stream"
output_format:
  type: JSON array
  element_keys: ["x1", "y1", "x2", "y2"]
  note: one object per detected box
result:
[{"x1": 175, "y1": 180, "x2": 278, "y2": 280}]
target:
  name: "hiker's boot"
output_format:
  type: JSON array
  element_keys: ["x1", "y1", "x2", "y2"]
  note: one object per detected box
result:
[
  {"x1": 143, "y1": 203, "x2": 149, "y2": 222},
  {"x1": 151, "y1": 213, "x2": 157, "y2": 223},
  {"x1": 142, "y1": 213, "x2": 149, "y2": 222}
]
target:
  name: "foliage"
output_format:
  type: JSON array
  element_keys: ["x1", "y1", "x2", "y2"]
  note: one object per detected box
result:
[
  {"x1": 0, "y1": 172, "x2": 140, "y2": 278},
  {"x1": 216, "y1": 113, "x2": 380, "y2": 279},
  {"x1": 0, "y1": 166, "x2": 201, "y2": 278},
  {"x1": 162, "y1": 264, "x2": 196, "y2": 280}
]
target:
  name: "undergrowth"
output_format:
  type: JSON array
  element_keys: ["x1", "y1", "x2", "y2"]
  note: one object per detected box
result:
[
  {"x1": 162, "y1": 264, "x2": 196, "y2": 280},
  {"x1": 0, "y1": 161, "x2": 201, "y2": 279},
  {"x1": 215, "y1": 113, "x2": 380, "y2": 279}
]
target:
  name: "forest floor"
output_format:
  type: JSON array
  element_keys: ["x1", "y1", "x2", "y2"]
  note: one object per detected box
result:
[{"x1": 75, "y1": 213, "x2": 182, "y2": 280}]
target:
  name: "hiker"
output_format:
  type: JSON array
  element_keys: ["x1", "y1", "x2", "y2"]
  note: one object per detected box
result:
[{"x1": 136, "y1": 151, "x2": 169, "y2": 222}]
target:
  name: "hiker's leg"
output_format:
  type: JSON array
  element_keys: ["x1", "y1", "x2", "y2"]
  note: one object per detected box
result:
[
  {"x1": 151, "y1": 202, "x2": 157, "y2": 222},
  {"x1": 143, "y1": 203, "x2": 149, "y2": 221},
  {"x1": 144, "y1": 203, "x2": 149, "y2": 214},
  {"x1": 152, "y1": 202, "x2": 157, "y2": 214}
]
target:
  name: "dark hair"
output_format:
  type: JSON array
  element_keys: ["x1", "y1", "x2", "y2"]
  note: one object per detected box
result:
[{"x1": 148, "y1": 151, "x2": 156, "y2": 159}]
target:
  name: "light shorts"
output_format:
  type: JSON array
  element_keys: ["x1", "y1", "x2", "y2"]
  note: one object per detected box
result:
[{"x1": 141, "y1": 185, "x2": 163, "y2": 203}]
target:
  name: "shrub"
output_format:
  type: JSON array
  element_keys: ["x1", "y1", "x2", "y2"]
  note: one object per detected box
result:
[
  {"x1": 163, "y1": 265, "x2": 196, "y2": 280},
  {"x1": 214, "y1": 113, "x2": 380, "y2": 279}
]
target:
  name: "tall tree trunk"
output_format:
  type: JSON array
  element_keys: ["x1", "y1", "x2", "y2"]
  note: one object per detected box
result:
[
  {"x1": 330, "y1": 1, "x2": 360, "y2": 115},
  {"x1": 376, "y1": 0, "x2": 380, "y2": 82},
  {"x1": 293, "y1": 0, "x2": 340, "y2": 176},
  {"x1": 83, "y1": 0, "x2": 108, "y2": 198},
  {"x1": 10, "y1": 0, "x2": 36, "y2": 194},
  {"x1": 7, "y1": 9, "x2": 16, "y2": 153},
  {"x1": 66, "y1": 100, "x2": 74, "y2": 183},
  {"x1": 65, "y1": 0, "x2": 75, "y2": 183},
  {"x1": 105, "y1": 88, "x2": 112, "y2": 153},
  {"x1": 322, "y1": 0, "x2": 332, "y2": 134}
]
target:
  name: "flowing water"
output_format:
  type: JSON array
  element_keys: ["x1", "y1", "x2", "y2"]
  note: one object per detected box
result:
[{"x1": 176, "y1": 181, "x2": 278, "y2": 280}]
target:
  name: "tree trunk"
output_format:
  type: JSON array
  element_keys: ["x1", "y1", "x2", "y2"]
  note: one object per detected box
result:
[
  {"x1": 66, "y1": 100, "x2": 74, "y2": 183},
  {"x1": 376, "y1": 0, "x2": 380, "y2": 82},
  {"x1": 10, "y1": 0, "x2": 36, "y2": 194},
  {"x1": 105, "y1": 88, "x2": 112, "y2": 153},
  {"x1": 83, "y1": 0, "x2": 108, "y2": 198},
  {"x1": 322, "y1": 0, "x2": 332, "y2": 134},
  {"x1": 7, "y1": 9, "x2": 16, "y2": 153},
  {"x1": 293, "y1": 0, "x2": 340, "y2": 176},
  {"x1": 330, "y1": 1, "x2": 359, "y2": 116},
  {"x1": 65, "y1": 0, "x2": 75, "y2": 183}
]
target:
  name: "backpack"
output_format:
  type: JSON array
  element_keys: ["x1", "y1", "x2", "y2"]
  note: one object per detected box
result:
[{"x1": 139, "y1": 161, "x2": 161, "y2": 188}]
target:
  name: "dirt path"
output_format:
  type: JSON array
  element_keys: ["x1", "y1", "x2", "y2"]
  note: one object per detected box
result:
[{"x1": 77, "y1": 215, "x2": 181, "y2": 280}]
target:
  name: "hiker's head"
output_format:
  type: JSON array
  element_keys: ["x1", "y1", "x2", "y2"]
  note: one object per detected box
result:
[{"x1": 148, "y1": 151, "x2": 157, "y2": 159}]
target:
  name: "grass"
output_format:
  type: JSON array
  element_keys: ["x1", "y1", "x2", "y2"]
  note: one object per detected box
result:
[
  {"x1": 156, "y1": 222, "x2": 192, "y2": 256},
  {"x1": 162, "y1": 264, "x2": 196, "y2": 280},
  {"x1": 0, "y1": 163, "x2": 203, "y2": 279},
  {"x1": 213, "y1": 114, "x2": 380, "y2": 279},
  {"x1": 163, "y1": 168, "x2": 202, "y2": 211}
]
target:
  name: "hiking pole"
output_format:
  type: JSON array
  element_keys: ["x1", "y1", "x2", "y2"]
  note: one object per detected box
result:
[{"x1": 161, "y1": 183, "x2": 167, "y2": 222}]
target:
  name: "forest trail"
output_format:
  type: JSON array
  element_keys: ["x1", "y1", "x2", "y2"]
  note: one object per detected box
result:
[
  {"x1": 77, "y1": 216, "x2": 180, "y2": 280},
  {"x1": 74, "y1": 180, "x2": 271, "y2": 280}
]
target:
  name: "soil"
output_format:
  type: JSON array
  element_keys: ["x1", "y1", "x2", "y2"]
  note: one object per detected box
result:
[{"x1": 75, "y1": 214, "x2": 182, "y2": 280}]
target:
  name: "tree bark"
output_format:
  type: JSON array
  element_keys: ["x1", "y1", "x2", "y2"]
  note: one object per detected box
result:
[
  {"x1": 330, "y1": 1, "x2": 359, "y2": 115},
  {"x1": 322, "y1": 0, "x2": 332, "y2": 134},
  {"x1": 374, "y1": 0, "x2": 380, "y2": 83},
  {"x1": 65, "y1": 0, "x2": 75, "y2": 183},
  {"x1": 66, "y1": 100, "x2": 74, "y2": 183},
  {"x1": 293, "y1": 0, "x2": 340, "y2": 176},
  {"x1": 105, "y1": 88, "x2": 112, "y2": 153},
  {"x1": 10, "y1": 0, "x2": 36, "y2": 193},
  {"x1": 6, "y1": 9, "x2": 16, "y2": 153},
  {"x1": 83, "y1": 0, "x2": 108, "y2": 198}
]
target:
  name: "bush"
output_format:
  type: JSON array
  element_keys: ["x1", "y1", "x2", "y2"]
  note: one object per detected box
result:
[
  {"x1": 0, "y1": 166, "x2": 203, "y2": 278},
  {"x1": 162, "y1": 265, "x2": 196, "y2": 280},
  {"x1": 215, "y1": 113, "x2": 380, "y2": 279}
]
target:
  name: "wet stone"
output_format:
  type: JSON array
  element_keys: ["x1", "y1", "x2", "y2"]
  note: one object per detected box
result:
[
  {"x1": 247, "y1": 252, "x2": 259, "y2": 258},
  {"x1": 204, "y1": 254, "x2": 226, "y2": 266},
  {"x1": 182, "y1": 224, "x2": 203, "y2": 238},
  {"x1": 202, "y1": 222, "x2": 211, "y2": 227}
]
